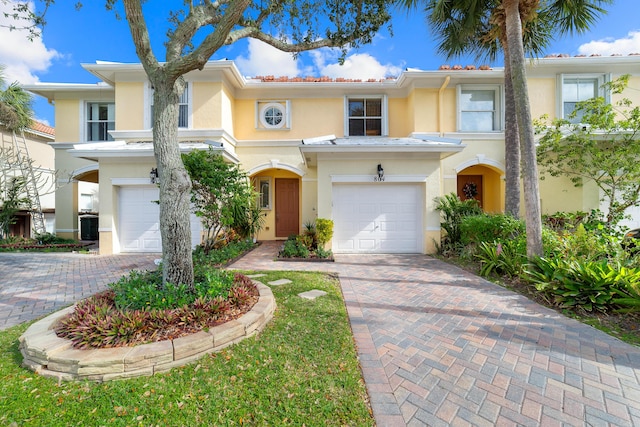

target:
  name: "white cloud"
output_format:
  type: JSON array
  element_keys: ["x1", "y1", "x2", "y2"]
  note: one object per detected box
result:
[
  {"x1": 234, "y1": 39, "x2": 403, "y2": 80},
  {"x1": 0, "y1": 1, "x2": 59, "y2": 84},
  {"x1": 577, "y1": 30, "x2": 640, "y2": 56},
  {"x1": 234, "y1": 39, "x2": 300, "y2": 77},
  {"x1": 317, "y1": 52, "x2": 403, "y2": 80}
]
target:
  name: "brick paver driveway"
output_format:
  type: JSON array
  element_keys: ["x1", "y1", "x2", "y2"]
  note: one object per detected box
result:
[
  {"x1": 230, "y1": 242, "x2": 640, "y2": 426},
  {"x1": 0, "y1": 252, "x2": 158, "y2": 330}
]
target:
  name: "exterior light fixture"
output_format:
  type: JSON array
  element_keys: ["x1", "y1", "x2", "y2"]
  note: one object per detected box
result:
[
  {"x1": 375, "y1": 164, "x2": 385, "y2": 182},
  {"x1": 150, "y1": 167, "x2": 159, "y2": 184}
]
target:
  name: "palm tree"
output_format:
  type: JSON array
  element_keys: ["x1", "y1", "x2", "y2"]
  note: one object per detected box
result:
[
  {"x1": 0, "y1": 67, "x2": 33, "y2": 132},
  {"x1": 399, "y1": 0, "x2": 611, "y2": 257}
]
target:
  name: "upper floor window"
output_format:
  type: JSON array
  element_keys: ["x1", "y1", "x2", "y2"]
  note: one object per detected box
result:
[
  {"x1": 345, "y1": 96, "x2": 387, "y2": 136},
  {"x1": 560, "y1": 74, "x2": 608, "y2": 123},
  {"x1": 86, "y1": 102, "x2": 114, "y2": 141},
  {"x1": 457, "y1": 85, "x2": 502, "y2": 132},
  {"x1": 149, "y1": 83, "x2": 190, "y2": 128},
  {"x1": 256, "y1": 101, "x2": 290, "y2": 130}
]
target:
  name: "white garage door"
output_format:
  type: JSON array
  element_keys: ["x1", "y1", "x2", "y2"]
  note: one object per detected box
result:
[
  {"x1": 119, "y1": 186, "x2": 202, "y2": 253},
  {"x1": 332, "y1": 184, "x2": 423, "y2": 253}
]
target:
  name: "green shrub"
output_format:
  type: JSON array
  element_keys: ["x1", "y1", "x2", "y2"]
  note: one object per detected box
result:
[
  {"x1": 476, "y1": 240, "x2": 526, "y2": 278},
  {"x1": 111, "y1": 268, "x2": 237, "y2": 311},
  {"x1": 524, "y1": 258, "x2": 634, "y2": 312},
  {"x1": 315, "y1": 246, "x2": 333, "y2": 259},
  {"x1": 316, "y1": 218, "x2": 334, "y2": 248},
  {"x1": 280, "y1": 237, "x2": 310, "y2": 258},
  {"x1": 460, "y1": 213, "x2": 525, "y2": 245},
  {"x1": 434, "y1": 193, "x2": 482, "y2": 254},
  {"x1": 558, "y1": 223, "x2": 623, "y2": 263}
]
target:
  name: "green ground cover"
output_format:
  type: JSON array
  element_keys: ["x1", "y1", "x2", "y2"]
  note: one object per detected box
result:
[{"x1": 0, "y1": 271, "x2": 373, "y2": 426}]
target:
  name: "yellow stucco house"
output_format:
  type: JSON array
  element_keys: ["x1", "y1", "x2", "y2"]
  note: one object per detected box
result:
[
  {"x1": 0, "y1": 121, "x2": 57, "y2": 237},
  {"x1": 23, "y1": 54, "x2": 640, "y2": 254}
]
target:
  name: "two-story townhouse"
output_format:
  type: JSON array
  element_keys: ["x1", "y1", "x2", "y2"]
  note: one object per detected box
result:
[
  {"x1": 0, "y1": 121, "x2": 57, "y2": 237},
  {"x1": 23, "y1": 54, "x2": 640, "y2": 255}
]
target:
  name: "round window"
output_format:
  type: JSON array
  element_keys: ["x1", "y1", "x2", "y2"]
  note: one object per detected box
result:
[{"x1": 259, "y1": 103, "x2": 286, "y2": 129}]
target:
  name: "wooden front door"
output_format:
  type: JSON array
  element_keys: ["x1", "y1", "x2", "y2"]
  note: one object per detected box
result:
[
  {"x1": 457, "y1": 175, "x2": 483, "y2": 208},
  {"x1": 275, "y1": 178, "x2": 299, "y2": 238}
]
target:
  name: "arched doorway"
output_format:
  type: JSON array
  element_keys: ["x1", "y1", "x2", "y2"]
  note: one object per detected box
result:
[
  {"x1": 249, "y1": 162, "x2": 304, "y2": 241},
  {"x1": 457, "y1": 164, "x2": 503, "y2": 213}
]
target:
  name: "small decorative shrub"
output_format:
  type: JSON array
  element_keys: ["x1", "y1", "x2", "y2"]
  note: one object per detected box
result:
[
  {"x1": 315, "y1": 218, "x2": 334, "y2": 248},
  {"x1": 280, "y1": 237, "x2": 310, "y2": 258},
  {"x1": 315, "y1": 246, "x2": 333, "y2": 259},
  {"x1": 475, "y1": 241, "x2": 525, "y2": 278},
  {"x1": 434, "y1": 193, "x2": 482, "y2": 254}
]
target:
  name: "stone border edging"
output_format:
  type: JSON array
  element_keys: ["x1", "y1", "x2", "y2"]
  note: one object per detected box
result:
[{"x1": 19, "y1": 281, "x2": 275, "y2": 382}]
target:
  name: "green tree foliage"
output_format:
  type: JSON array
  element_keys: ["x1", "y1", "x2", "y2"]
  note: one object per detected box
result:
[
  {"x1": 536, "y1": 75, "x2": 640, "y2": 226},
  {"x1": 0, "y1": 176, "x2": 28, "y2": 239},
  {"x1": 182, "y1": 149, "x2": 263, "y2": 253},
  {"x1": 0, "y1": 66, "x2": 33, "y2": 132}
]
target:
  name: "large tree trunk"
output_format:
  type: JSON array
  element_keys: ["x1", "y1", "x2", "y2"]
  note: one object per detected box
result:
[
  {"x1": 152, "y1": 76, "x2": 195, "y2": 288},
  {"x1": 504, "y1": 0, "x2": 543, "y2": 257},
  {"x1": 502, "y1": 45, "x2": 521, "y2": 218}
]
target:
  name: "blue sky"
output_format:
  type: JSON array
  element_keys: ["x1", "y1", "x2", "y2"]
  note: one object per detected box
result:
[{"x1": 1, "y1": 0, "x2": 639, "y2": 126}]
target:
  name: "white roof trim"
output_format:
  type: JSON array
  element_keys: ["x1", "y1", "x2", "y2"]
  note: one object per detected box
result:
[{"x1": 68, "y1": 140, "x2": 239, "y2": 163}]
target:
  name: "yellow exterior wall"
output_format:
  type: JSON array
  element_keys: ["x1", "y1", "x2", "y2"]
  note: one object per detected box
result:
[
  {"x1": 234, "y1": 98, "x2": 344, "y2": 140},
  {"x1": 54, "y1": 100, "x2": 81, "y2": 142},
  {"x1": 115, "y1": 82, "x2": 145, "y2": 129},
  {"x1": 528, "y1": 78, "x2": 556, "y2": 122},
  {"x1": 193, "y1": 82, "x2": 222, "y2": 129},
  {"x1": 221, "y1": 84, "x2": 235, "y2": 135},
  {"x1": 411, "y1": 89, "x2": 439, "y2": 132},
  {"x1": 388, "y1": 97, "x2": 410, "y2": 136}
]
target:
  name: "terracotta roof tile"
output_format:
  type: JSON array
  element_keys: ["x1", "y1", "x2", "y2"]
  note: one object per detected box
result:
[{"x1": 29, "y1": 121, "x2": 55, "y2": 137}]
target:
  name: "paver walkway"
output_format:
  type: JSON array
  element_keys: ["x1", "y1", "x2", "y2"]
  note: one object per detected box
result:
[
  {"x1": 229, "y1": 242, "x2": 640, "y2": 426},
  {"x1": 0, "y1": 252, "x2": 158, "y2": 330}
]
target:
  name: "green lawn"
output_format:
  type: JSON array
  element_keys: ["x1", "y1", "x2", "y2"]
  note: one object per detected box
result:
[{"x1": 0, "y1": 271, "x2": 373, "y2": 426}]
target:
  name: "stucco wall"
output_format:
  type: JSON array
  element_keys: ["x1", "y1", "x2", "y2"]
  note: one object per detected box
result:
[{"x1": 115, "y1": 82, "x2": 145, "y2": 130}]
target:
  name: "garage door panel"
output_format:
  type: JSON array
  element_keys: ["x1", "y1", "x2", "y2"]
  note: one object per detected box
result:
[
  {"x1": 119, "y1": 186, "x2": 202, "y2": 253},
  {"x1": 333, "y1": 184, "x2": 423, "y2": 254}
]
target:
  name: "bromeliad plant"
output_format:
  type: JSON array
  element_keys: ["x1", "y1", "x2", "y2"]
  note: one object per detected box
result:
[
  {"x1": 525, "y1": 258, "x2": 640, "y2": 313},
  {"x1": 55, "y1": 241, "x2": 259, "y2": 349}
]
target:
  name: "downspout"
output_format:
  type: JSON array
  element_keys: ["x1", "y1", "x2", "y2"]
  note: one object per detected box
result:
[{"x1": 438, "y1": 76, "x2": 451, "y2": 137}]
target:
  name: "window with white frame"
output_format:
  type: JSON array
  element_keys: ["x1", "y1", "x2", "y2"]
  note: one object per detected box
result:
[
  {"x1": 149, "y1": 83, "x2": 190, "y2": 128},
  {"x1": 346, "y1": 96, "x2": 387, "y2": 136},
  {"x1": 457, "y1": 85, "x2": 502, "y2": 132},
  {"x1": 258, "y1": 177, "x2": 271, "y2": 209},
  {"x1": 256, "y1": 101, "x2": 290, "y2": 130},
  {"x1": 560, "y1": 74, "x2": 608, "y2": 123},
  {"x1": 80, "y1": 193, "x2": 94, "y2": 212},
  {"x1": 86, "y1": 102, "x2": 115, "y2": 141}
]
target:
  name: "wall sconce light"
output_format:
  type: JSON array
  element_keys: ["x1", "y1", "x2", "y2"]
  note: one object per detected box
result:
[
  {"x1": 150, "y1": 167, "x2": 159, "y2": 184},
  {"x1": 376, "y1": 163, "x2": 385, "y2": 182}
]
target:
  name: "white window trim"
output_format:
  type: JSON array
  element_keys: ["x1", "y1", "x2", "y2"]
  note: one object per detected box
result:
[
  {"x1": 81, "y1": 101, "x2": 115, "y2": 142},
  {"x1": 255, "y1": 100, "x2": 291, "y2": 130},
  {"x1": 145, "y1": 82, "x2": 192, "y2": 129},
  {"x1": 257, "y1": 177, "x2": 271, "y2": 210},
  {"x1": 557, "y1": 73, "x2": 611, "y2": 121},
  {"x1": 456, "y1": 84, "x2": 504, "y2": 132},
  {"x1": 344, "y1": 95, "x2": 388, "y2": 137}
]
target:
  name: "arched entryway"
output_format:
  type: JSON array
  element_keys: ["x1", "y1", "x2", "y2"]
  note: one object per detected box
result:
[
  {"x1": 457, "y1": 164, "x2": 504, "y2": 213},
  {"x1": 249, "y1": 162, "x2": 304, "y2": 241}
]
